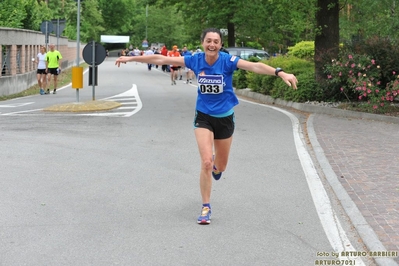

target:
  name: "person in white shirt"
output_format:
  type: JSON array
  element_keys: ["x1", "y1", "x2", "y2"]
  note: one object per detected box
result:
[
  {"x1": 34, "y1": 46, "x2": 47, "y2": 95},
  {"x1": 144, "y1": 47, "x2": 154, "y2": 70}
]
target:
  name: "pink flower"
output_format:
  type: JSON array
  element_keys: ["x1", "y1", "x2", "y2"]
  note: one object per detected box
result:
[
  {"x1": 363, "y1": 93, "x2": 367, "y2": 96},
  {"x1": 327, "y1": 75, "x2": 332, "y2": 79},
  {"x1": 359, "y1": 96, "x2": 362, "y2": 100},
  {"x1": 376, "y1": 90, "x2": 379, "y2": 93},
  {"x1": 351, "y1": 63, "x2": 355, "y2": 68},
  {"x1": 373, "y1": 105, "x2": 378, "y2": 109},
  {"x1": 393, "y1": 71, "x2": 396, "y2": 75},
  {"x1": 367, "y1": 89, "x2": 371, "y2": 94},
  {"x1": 340, "y1": 87, "x2": 344, "y2": 92},
  {"x1": 339, "y1": 72, "x2": 342, "y2": 76},
  {"x1": 371, "y1": 59, "x2": 376, "y2": 64},
  {"x1": 348, "y1": 55, "x2": 353, "y2": 59},
  {"x1": 358, "y1": 72, "x2": 361, "y2": 76},
  {"x1": 381, "y1": 96, "x2": 385, "y2": 100},
  {"x1": 377, "y1": 81, "x2": 381, "y2": 85},
  {"x1": 380, "y1": 103, "x2": 384, "y2": 107}
]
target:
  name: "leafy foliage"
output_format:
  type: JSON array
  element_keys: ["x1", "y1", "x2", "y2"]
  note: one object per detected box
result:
[
  {"x1": 324, "y1": 42, "x2": 399, "y2": 111},
  {"x1": 287, "y1": 41, "x2": 315, "y2": 60},
  {"x1": 0, "y1": 0, "x2": 27, "y2": 28},
  {"x1": 238, "y1": 55, "x2": 321, "y2": 102}
]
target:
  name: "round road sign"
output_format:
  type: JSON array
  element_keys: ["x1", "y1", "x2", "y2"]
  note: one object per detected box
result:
[{"x1": 82, "y1": 42, "x2": 107, "y2": 65}]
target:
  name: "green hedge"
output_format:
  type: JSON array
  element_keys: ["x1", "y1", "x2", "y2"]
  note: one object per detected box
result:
[{"x1": 233, "y1": 55, "x2": 321, "y2": 102}]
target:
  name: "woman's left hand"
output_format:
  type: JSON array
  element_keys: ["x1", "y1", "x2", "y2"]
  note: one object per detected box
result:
[{"x1": 280, "y1": 72, "x2": 298, "y2": 89}]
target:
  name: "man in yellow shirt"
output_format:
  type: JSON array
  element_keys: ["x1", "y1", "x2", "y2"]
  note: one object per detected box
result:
[{"x1": 45, "y1": 44, "x2": 62, "y2": 94}]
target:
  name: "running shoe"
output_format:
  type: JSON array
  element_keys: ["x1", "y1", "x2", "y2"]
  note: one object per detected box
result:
[
  {"x1": 212, "y1": 165, "x2": 222, "y2": 180},
  {"x1": 39, "y1": 88, "x2": 44, "y2": 95},
  {"x1": 197, "y1": 206, "x2": 211, "y2": 224},
  {"x1": 53, "y1": 89, "x2": 57, "y2": 94},
  {"x1": 173, "y1": 80, "x2": 176, "y2": 85}
]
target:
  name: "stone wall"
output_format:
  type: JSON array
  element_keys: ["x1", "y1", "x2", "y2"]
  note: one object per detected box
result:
[{"x1": 0, "y1": 27, "x2": 84, "y2": 96}]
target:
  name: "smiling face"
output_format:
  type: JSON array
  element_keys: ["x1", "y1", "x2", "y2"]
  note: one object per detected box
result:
[{"x1": 201, "y1": 29, "x2": 222, "y2": 56}]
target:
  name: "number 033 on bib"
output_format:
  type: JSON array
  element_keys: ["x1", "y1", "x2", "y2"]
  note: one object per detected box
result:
[{"x1": 198, "y1": 75, "x2": 224, "y2": 94}]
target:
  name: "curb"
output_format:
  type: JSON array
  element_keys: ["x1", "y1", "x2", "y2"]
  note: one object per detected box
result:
[{"x1": 235, "y1": 88, "x2": 399, "y2": 124}]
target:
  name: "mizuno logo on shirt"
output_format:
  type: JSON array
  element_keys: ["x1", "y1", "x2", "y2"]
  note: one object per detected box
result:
[{"x1": 198, "y1": 77, "x2": 222, "y2": 84}]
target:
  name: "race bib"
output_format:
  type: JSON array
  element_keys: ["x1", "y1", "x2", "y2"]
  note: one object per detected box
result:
[{"x1": 197, "y1": 75, "x2": 223, "y2": 94}]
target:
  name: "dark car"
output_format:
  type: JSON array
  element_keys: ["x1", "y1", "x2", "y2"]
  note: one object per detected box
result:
[{"x1": 224, "y1": 47, "x2": 270, "y2": 60}]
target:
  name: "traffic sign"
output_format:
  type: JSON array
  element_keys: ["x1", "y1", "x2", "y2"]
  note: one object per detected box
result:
[
  {"x1": 82, "y1": 42, "x2": 107, "y2": 65},
  {"x1": 40, "y1": 21, "x2": 53, "y2": 34}
]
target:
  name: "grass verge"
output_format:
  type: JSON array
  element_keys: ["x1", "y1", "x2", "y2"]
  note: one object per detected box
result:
[{"x1": 0, "y1": 63, "x2": 88, "y2": 101}]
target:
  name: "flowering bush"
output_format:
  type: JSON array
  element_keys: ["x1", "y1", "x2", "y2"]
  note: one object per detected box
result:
[{"x1": 324, "y1": 53, "x2": 399, "y2": 112}]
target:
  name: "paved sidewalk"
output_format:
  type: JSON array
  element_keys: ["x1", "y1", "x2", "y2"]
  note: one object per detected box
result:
[
  {"x1": 308, "y1": 113, "x2": 399, "y2": 265},
  {"x1": 235, "y1": 89, "x2": 399, "y2": 265}
]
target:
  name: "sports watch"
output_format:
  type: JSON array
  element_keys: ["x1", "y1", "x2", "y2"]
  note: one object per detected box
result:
[{"x1": 275, "y1": 67, "x2": 284, "y2": 76}]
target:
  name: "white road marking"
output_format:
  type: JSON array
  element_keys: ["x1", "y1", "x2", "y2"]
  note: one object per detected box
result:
[
  {"x1": 240, "y1": 98, "x2": 366, "y2": 266},
  {"x1": 78, "y1": 84, "x2": 142, "y2": 117},
  {"x1": 0, "y1": 102, "x2": 34, "y2": 108},
  {"x1": 0, "y1": 85, "x2": 142, "y2": 118}
]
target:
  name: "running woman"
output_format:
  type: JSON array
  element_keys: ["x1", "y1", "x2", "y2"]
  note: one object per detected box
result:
[
  {"x1": 167, "y1": 45, "x2": 181, "y2": 85},
  {"x1": 115, "y1": 28, "x2": 298, "y2": 225},
  {"x1": 35, "y1": 46, "x2": 47, "y2": 95}
]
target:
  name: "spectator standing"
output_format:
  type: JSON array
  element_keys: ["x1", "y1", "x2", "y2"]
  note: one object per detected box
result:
[
  {"x1": 144, "y1": 47, "x2": 154, "y2": 70},
  {"x1": 160, "y1": 45, "x2": 168, "y2": 72},
  {"x1": 153, "y1": 48, "x2": 160, "y2": 69},
  {"x1": 45, "y1": 43, "x2": 62, "y2": 94}
]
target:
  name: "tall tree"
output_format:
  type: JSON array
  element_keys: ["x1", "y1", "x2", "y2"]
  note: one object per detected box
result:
[
  {"x1": 0, "y1": 0, "x2": 26, "y2": 28},
  {"x1": 314, "y1": 0, "x2": 339, "y2": 81}
]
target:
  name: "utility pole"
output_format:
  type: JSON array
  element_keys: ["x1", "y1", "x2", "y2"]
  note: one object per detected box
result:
[{"x1": 146, "y1": 4, "x2": 148, "y2": 40}]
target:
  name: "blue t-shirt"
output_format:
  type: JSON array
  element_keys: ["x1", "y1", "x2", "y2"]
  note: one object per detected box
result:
[{"x1": 184, "y1": 52, "x2": 240, "y2": 115}]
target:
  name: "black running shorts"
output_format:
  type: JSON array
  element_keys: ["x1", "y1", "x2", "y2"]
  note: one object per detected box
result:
[
  {"x1": 37, "y1": 69, "x2": 47, "y2": 74},
  {"x1": 48, "y1": 67, "x2": 59, "y2": 75},
  {"x1": 193, "y1": 110, "x2": 235, "y2": 139}
]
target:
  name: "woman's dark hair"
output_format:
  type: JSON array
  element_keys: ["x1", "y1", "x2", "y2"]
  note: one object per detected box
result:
[{"x1": 200, "y1": 28, "x2": 222, "y2": 43}]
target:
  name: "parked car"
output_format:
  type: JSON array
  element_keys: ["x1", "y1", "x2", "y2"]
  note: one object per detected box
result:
[{"x1": 224, "y1": 47, "x2": 270, "y2": 60}]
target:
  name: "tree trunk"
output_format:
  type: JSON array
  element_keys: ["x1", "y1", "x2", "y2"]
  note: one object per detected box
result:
[
  {"x1": 315, "y1": 0, "x2": 340, "y2": 82},
  {"x1": 227, "y1": 22, "x2": 235, "y2": 47}
]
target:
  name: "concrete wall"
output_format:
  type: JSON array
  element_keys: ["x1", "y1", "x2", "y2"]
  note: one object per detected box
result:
[{"x1": 0, "y1": 27, "x2": 84, "y2": 96}]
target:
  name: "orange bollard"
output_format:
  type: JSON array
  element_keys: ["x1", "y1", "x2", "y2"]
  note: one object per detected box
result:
[{"x1": 72, "y1": 66, "x2": 83, "y2": 89}]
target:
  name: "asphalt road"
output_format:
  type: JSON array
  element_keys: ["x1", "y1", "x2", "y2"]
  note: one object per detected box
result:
[{"x1": 0, "y1": 58, "x2": 371, "y2": 265}]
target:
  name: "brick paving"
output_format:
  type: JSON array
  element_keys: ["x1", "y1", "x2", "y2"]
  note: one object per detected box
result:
[{"x1": 312, "y1": 113, "x2": 399, "y2": 264}]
